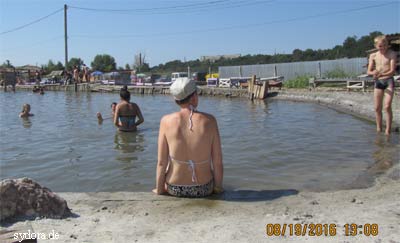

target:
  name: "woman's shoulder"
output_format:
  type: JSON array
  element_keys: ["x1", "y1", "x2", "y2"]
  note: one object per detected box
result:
[
  {"x1": 197, "y1": 111, "x2": 216, "y2": 122},
  {"x1": 161, "y1": 112, "x2": 179, "y2": 122}
]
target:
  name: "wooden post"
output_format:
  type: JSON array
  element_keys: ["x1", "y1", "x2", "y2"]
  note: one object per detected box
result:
[
  {"x1": 258, "y1": 79, "x2": 269, "y2": 99},
  {"x1": 317, "y1": 62, "x2": 321, "y2": 78},
  {"x1": 248, "y1": 75, "x2": 256, "y2": 100},
  {"x1": 274, "y1": 65, "x2": 277, "y2": 77}
]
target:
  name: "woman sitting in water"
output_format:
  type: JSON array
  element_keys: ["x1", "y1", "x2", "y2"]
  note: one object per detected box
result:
[
  {"x1": 153, "y1": 78, "x2": 224, "y2": 197},
  {"x1": 114, "y1": 88, "x2": 144, "y2": 132},
  {"x1": 19, "y1": 104, "x2": 34, "y2": 118}
]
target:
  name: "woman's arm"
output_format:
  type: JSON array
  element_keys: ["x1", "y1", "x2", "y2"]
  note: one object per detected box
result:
[
  {"x1": 19, "y1": 111, "x2": 33, "y2": 118},
  {"x1": 134, "y1": 104, "x2": 144, "y2": 127},
  {"x1": 113, "y1": 104, "x2": 120, "y2": 127},
  {"x1": 211, "y1": 116, "x2": 223, "y2": 192},
  {"x1": 154, "y1": 116, "x2": 169, "y2": 195}
]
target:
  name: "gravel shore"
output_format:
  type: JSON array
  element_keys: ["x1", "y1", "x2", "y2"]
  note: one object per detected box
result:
[{"x1": 269, "y1": 89, "x2": 400, "y2": 130}]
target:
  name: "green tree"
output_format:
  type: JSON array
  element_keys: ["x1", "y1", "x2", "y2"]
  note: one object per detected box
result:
[
  {"x1": 147, "y1": 31, "x2": 387, "y2": 74},
  {"x1": 140, "y1": 63, "x2": 150, "y2": 72},
  {"x1": 342, "y1": 36, "x2": 357, "y2": 58},
  {"x1": 55, "y1": 61, "x2": 64, "y2": 70},
  {"x1": 42, "y1": 60, "x2": 64, "y2": 73},
  {"x1": 125, "y1": 63, "x2": 131, "y2": 70},
  {"x1": 0, "y1": 60, "x2": 14, "y2": 68},
  {"x1": 91, "y1": 54, "x2": 116, "y2": 72},
  {"x1": 67, "y1": 57, "x2": 84, "y2": 70}
]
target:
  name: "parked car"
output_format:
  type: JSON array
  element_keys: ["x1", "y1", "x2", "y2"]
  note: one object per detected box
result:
[
  {"x1": 171, "y1": 72, "x2": 188, "y2": 82},
  {"x1": 154, "y1": 76, "x2": 172, "y2": 86}
]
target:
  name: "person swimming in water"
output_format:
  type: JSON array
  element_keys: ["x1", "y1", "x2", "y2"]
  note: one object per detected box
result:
[
  {"x1": 153, "y1": 78, "x2": 224, "y2": 197},
  {"x1": 19, "y1": 104, "x2": 34, "y2": 118},
  {"x1": 114, "y1": 88, "x2": 144, "y2": 132},
  {"x1": 97, "y1": 102, "x2": 117, "y2": 123}
]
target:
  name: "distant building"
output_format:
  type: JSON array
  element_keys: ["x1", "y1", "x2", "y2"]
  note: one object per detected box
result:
[{"x1": 200, "y1": 54, "x2": 241, "y2": 62}]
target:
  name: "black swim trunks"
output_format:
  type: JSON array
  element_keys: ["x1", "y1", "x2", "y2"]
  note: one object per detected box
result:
[{"x1": 374, "y1": 77, "x2": 394, "y2": 90}]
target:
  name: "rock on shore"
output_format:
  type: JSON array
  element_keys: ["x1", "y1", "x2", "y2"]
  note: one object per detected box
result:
[{"x1": 0, "y1": 178, "x2": 70, "y2": 222}]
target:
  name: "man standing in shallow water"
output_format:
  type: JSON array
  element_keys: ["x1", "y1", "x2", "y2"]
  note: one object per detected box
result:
[{"x1": 367, "y1": 35, "x2": 397, "y2": 135}]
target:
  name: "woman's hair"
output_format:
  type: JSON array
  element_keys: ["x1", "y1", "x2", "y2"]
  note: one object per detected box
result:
[
  {"x1": 374, "y1": 35, "x2": 388, "y2": 45},
  {"x1": 120, "y1": 89, "x2": 131, "y2": 102},
  {"x1": 175, "y1": 91, "x2": 196, "y2": 105}
]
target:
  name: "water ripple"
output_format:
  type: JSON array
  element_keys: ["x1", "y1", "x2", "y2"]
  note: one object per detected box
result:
[{"x1": 1, "y1": 92, "x2": 398, "y2": 192}]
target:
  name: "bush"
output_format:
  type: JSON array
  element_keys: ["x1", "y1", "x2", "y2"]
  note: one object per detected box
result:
[
  {"x1": 283, "y1": 75, "x2": 310, "y2": 88},
  {"x1": 324, "y1": 68, "x2": 355, "y2": 78}
]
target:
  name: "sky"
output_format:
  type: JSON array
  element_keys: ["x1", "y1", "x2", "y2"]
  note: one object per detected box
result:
[{"x1": 0, "y1": 0, "x2": 399, "y2": 68}]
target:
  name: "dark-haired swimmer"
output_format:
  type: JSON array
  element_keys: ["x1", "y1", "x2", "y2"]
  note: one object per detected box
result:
[
  {"x1": 114, "y1": 89, "x2": 144, "y2": 132},
  {"x1": 97, "y1": 102, "x2": 117, "y2": 123},
  {"x1": 367, "y1": 35, "x2": 397, "y2": 135}
]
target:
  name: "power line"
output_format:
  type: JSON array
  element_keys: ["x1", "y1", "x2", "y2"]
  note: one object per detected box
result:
[
  {"x1": 69, "y1": 1, "x2": 396, "y2": 39},
  {"x1": 68, "y1": 0, "x2": 231, "y2": 12},
  {"x1": 68, "y1": 1, "x2": 273, "y2": 16},
  {"x1": 134, "y1": 1, "x2": 274, "y2": 15},
  {"x1": 0, "y1": 8, "x2": 64, "y2": 35}
]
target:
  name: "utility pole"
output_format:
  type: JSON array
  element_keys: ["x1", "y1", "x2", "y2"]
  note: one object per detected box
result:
[
  {"x1": 139, "y1": 53, "x2": 142, "y2": 72},
  {"x1": 64, "y1": 4, "x2": 68, "y2": 70}
]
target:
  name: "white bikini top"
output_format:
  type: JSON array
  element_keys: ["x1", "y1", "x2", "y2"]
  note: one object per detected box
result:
[{"x1": 169, "y1": 156, "x2": 210, "y2": 183}]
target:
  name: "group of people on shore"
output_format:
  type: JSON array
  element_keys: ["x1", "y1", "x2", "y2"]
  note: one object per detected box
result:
[
  {"x1": 72, "y1": 64, "x2": 90, "y2": 83},
  {"x1": 62, "y1": 65, "x2": 91, "y2": 85}
]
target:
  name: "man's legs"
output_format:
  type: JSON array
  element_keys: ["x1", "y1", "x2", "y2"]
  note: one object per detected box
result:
[
  {"x1": 374, "y1": 88, "x2": 384, "y2": 132},
  {"x1": 383, "y1": 87, "x2": 394, "y2": 135}
]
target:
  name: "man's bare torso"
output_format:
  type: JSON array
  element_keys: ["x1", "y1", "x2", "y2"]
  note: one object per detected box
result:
[{"x1": 372, "y1": 50, "x2": 396, "y2": 79}]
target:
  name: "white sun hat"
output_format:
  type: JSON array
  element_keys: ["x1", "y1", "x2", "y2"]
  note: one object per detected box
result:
[{"x1": 170, "y1": 77, "x2": 197, "y2": 101}]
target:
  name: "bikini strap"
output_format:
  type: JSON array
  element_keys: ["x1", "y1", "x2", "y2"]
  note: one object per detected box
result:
[
  {"x1": 169, "y1": 156, "x2": 211, "y2": 183},
  {"x1": 169, "y1": 156, "x2": 210, "y2": 164}
]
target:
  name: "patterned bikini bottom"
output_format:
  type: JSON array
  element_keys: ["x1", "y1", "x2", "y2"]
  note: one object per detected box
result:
[{"x1": 166, "y1": 179, "x2": 214, "y2": 198}]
